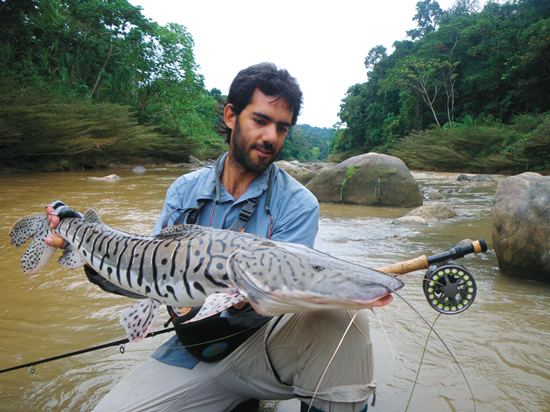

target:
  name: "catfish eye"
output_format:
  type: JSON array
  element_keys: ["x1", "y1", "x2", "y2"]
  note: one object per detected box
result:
[{"x1": 312, "y1": 263, "x2": 324, "y2": 271}]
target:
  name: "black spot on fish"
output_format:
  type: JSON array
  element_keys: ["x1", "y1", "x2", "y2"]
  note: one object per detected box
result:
[
  {"x1": 193, "y1": 282, "x2": 206, "y2": 295},
  {"x1": 166, "y1": 285, "x2": 177, "y2": 301},
  {"x1": 194, "y1": 250, "x2": 200, "y2": 256},
  {"x1": 217, "y1": 263, "x2": 223, "y2": 270},
  {"x1": 161, "y1": 258, "x2": 168, "y2": 265},
  {"x1": 107, "y1": 267, "x2": 113, "y2": 275},
  {"x1": 145, "y1": 286, "x2": 151, "y2": 294}
]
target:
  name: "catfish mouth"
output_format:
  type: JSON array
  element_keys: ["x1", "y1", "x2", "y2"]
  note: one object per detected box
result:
[
  {"x1": 351, "y1": 280, "x2": 404, "y2": 308},
  {"x1": 369, "y1": 294, "x2": 394, "y2": 307}
]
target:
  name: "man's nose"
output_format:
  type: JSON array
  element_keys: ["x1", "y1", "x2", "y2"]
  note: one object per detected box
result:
[{"x1": 262, "y1": 124, "x2": 278, "y2": 144}]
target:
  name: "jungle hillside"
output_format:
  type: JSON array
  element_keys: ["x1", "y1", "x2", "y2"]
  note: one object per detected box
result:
[
  {"x1": 1, "y1": 0, "x2": 549, "y2": 174},
  {"x1": 0, "y1": 0, "x2": 227, "y2": 171},
  {"x1": 333, "y1": 0, "x2": 550, "y2": 174}
]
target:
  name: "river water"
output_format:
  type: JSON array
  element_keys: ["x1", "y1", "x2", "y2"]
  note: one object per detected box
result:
[{"x1": 1, "y1": 167, "x2": 549, "y2": 412}]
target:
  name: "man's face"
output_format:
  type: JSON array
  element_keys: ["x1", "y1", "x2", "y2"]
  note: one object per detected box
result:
[{"x1": 226, "y1": 89, "x2": 293, "y2": 174}]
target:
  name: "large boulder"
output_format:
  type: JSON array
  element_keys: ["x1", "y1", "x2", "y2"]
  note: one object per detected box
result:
[
  {"x1": 306, "y1": 153, "x2": 423, "y2": 207},
  {"x1": 492, "y1": 172, "x2": 550, "y2": 282}
]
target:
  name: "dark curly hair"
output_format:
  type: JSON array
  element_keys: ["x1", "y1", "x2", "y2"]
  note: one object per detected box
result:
[{"x1": 220, "y1": 62, "x2": 303, "y2": 143}]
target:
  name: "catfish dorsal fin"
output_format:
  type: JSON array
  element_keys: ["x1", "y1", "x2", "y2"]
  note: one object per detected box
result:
[
  {"x1": 156, "y1": 224, "x2": 207, "y2": 239},
  {"x1": 83, "y1": 209, "x2": 103, "y2": 224}
]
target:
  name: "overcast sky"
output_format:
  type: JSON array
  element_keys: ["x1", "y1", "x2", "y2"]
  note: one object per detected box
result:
[{"x1": 128, "y1": 0, "x2": 458, "y2": 128}]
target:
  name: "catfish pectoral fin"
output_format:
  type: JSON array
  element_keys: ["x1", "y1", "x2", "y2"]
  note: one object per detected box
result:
[
  {"x1": 183, "y1": 292, "x2": 246, "y2": 324},
  {"x1": 120, "y1": 298, "x2": 160, "y2": 343}
]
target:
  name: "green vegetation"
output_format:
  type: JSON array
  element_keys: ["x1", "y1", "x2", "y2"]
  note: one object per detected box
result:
[
  {"x1": 334, "y1": 0, "x2": 550, "y2": 173},
  {"x1": 280, "y1": 124, "x2": 332, "y2": 162},
  {"x1": 340, "y1": 165, "x2": 355, "y2": 202},
  {"x1": 0, "y1": 0, "x2": 224, "y2": 171},
  {"x1": 389, "y1": 113, "x2": 550, "y2": 173},
  {"x1": 3, "y1": 0, "x2": 549, "y2": 173}
]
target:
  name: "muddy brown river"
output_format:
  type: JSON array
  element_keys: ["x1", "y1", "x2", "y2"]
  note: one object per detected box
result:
[{"x1": 1, "y1": 168, "x2": 549, "y2": 411}]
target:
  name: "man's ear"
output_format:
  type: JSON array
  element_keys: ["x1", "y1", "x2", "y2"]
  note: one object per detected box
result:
[{"x1": 224, "y1": 104, "x2": 237, "y2": 131}]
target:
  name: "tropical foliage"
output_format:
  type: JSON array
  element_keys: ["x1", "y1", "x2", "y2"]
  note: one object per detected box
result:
[
  {"x1": 280, "y1": 125, "x2": 332, "y2": 162},
  {"x1": 0, "y1": 0, "x2": 224, "y2": 170},
  {"x1": 334, "y1": 0, "x2": 550, "y2": 173}
]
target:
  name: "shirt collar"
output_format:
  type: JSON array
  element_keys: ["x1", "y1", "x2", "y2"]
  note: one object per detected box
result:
[{"x1": 196, "y1": 152, "x2": 273, "y2": 204}]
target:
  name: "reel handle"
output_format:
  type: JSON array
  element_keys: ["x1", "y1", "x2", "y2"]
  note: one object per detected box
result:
[{"x1": 378, "y1": 239, "x2": 487, "y2": 275}]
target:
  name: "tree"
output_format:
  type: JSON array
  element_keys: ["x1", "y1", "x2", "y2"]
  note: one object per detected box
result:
[
  {"x1": 407, "y1": 0, "x2": 444, "y2": 40},
  {"x1": 380, "y1": 56, "x2": 459, "y2": 128},
  {"x1": 0, "y1": 0, "x2": 226, "y2": 168},
  {"x1": 365, "y1": 45, "x2": 387, "y2": 70}
]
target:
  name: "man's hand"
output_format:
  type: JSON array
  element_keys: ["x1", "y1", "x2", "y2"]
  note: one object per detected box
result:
[
  {"x1": 233, "y1": 301, "x2": 247, "y2": 310},
  {"x1": 45, "y1": 206, "x2": 66, "y2": 248}
]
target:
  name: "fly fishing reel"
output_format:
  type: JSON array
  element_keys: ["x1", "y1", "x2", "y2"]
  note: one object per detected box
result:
[
  {"x1": 379, "y1": 239, "x2": 486, "y2": 314},
  {"x1": 423, "y1": 262, "x2": 476, "y2": 314}
]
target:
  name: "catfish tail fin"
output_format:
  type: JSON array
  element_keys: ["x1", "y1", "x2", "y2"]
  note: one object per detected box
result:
[{"x1": 9, "y1": 212, "x2": 57, "y2": 275}]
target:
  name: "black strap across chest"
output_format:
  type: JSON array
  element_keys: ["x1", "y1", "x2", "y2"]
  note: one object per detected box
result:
[{"x1": 161, "y1": 156, "x2": 275, "y2": 232}]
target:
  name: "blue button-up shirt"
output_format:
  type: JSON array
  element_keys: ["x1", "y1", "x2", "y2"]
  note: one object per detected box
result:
[{"x1": 151, "y1": 153, "x2": 319, "y2": 368}]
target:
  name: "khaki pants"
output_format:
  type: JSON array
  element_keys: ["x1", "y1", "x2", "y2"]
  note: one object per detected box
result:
[{"x1": 93, "y1": 310, "x2": 375, "y2": 412}]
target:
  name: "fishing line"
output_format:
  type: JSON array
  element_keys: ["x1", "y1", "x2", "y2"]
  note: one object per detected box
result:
[
  {"x1": 1, "y1": 318, "x2": 272, "y2": 375},
  {"x1": 391, "y1": 288, "x2": 477, "y2": 412},
  {"x1": 0, "y1": 327, "x2": 174, "y2": 375},
  {"x1": 404, "y1": 313, "x2": 441, "y2": 412},
  {"x1": 371, "y1": 308, "x2": 396, "y2": 377},
  {"x1": 305, "y1": 310, "x2": 360, "y2": 412}
]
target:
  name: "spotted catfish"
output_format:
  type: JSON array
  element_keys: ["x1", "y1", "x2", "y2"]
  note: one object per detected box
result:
[{"x1": 9, "y1": 201, "x2": 404, "y2": 343}]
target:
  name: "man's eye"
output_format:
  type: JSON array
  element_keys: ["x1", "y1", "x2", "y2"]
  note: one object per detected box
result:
[
  {"x1": 254, "y1": 119, "x2": 266, "y2": 125},
  {"x1": 278, "y1": 126, "x2": 289, "y2": 133}
]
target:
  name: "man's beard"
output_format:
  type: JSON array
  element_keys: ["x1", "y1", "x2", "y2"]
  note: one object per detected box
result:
[{"x1": 230, "y1": 119, "x2": 282, "y2": 174}]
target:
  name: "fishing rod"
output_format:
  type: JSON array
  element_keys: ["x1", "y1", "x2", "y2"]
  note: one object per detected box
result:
[
  {"x1": 0, "y1": 327, "x2": 175, "y2": 375},
  {"x1": 378, "y1": 239, "x2": 487, "y2": 275},
  {"x1": 379, "y1": 239, "x2": 488, "y2": 315}
]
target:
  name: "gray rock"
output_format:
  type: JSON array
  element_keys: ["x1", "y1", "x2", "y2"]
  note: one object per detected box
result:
[
  {"x1": 492, "y1": 172, "x2": 550, "y2": 282},
  {"x1": 428, "y1": 190, "x2": 446, "y2": 200},
  {"x1": 393, "y1": 215, "x2": 428, "y2": 226},
  {"x1": 458, "y1": 174, "x2": 496, "y2": 182},
  {"x1": 275, "y1": 160, "x2": 305, "y2": 175},
  {"x1": 294, "y1": 170, "x2": 319, "y2": 186},
  {"x1": 188, "y1": 156, "x2": 202, "y2": 165},
  {"x1": 275, "y1": 161, "x2": 318, "y2": 185},
  {"x1": 86, "y1": 174, "x2": 121, "y2": 181},
  {"x1": 132, "y1": 166, "x2": 146, "y2": 173},
  {"x1": 400, "y1": 202, "x2": 457, "y2": 221},
  {"x1": 306, "y1": 153, "x2": 423, "y2": 207}
]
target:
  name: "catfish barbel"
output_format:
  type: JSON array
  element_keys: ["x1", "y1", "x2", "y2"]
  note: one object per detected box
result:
[{"x1": 9, "y1": 201, "x2": 404, "y2": 343}]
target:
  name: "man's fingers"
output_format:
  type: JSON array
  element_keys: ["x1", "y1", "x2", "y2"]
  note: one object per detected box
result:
[
  {"x1": 46, "y1": 206, "x2": 60, "y2": 229},
  {"x1": 45, "y1": 235, "x2": 65, "y2": 248}
]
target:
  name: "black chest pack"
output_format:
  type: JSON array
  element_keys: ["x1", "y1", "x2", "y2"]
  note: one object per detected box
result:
[{"x1": 163, "y1": 161, "x2": 275, "y2": 362}]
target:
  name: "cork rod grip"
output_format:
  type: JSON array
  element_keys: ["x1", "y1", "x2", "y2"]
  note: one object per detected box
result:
[{"x1": 378, "y1": 255, "x2": 429, "y2": 275}]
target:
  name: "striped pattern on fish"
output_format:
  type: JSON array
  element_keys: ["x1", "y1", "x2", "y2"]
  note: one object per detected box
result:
[{"x1": 9, "y1": 201, "x2": 404, "y2": 343}]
